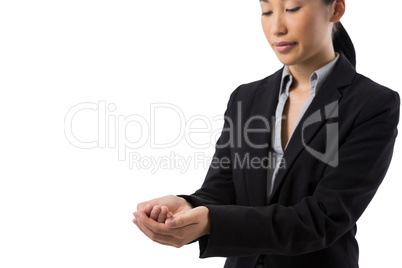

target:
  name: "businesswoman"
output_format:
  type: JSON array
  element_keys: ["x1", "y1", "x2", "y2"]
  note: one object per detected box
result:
[{"x1": 133, "y1": 0, "x2": 400, "y2": 267}]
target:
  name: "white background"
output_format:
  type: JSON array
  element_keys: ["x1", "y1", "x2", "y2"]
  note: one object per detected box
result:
[{"x1": 0, "y1": 0, "x2": 401, "y2": 267}]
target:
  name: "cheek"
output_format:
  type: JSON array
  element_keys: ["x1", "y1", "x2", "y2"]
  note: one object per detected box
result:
[
  {"x1": 290, "y1": 14, "x2": 326, "y2": 45},
  {"x1": 261, "y1": 19, "x2": 269, "y2": 36},
  {"x1": 261, "y1": 19, "x2": 274, "y2": 44},
  {"x1": 306, "y1": 10, "x2": 330, "y2": 39}
]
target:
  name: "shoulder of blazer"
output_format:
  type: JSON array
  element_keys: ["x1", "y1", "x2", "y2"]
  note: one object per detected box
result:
[
  {"x1": 229, "y1": 67, "x2": 284, "y2": 105},
  {"x1": 348, "y1": 72, "x2": 400, "y2": 100},
  {"x1": 325, "y1": 50, "x2": 399, "y2": 99},
  {"x1": 335, "y1": 52, "x2": 400, "y2": 110}
]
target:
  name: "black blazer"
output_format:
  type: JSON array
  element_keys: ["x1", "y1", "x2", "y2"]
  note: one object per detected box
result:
[{"x1": 179, "y1": 52, "x2": 400, "y2": 268}]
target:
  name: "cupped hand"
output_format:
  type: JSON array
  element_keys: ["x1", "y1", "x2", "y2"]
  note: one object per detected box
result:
[
  {"x1": 133, "y1": 195, "x2": 192, "y2": 225},
  {"x1": 133, "y1": 206, "x2": 210, "y2": 248}
]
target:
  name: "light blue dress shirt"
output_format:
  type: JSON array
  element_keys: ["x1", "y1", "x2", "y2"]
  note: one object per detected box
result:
[{"x1": 266, "y1": 52, "x2": 340, "y2": 202}]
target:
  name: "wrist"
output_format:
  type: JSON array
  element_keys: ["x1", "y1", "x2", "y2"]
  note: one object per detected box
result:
[
  {"x1": 176, "y1": 194, "x2": 196, "y2": 208},
  {"x1": 178, "y1": 196, "x2": 193, "y2": 209}
]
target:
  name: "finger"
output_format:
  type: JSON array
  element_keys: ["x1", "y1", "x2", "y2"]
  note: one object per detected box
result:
[
  {"x1": 137, "y1": 195, "x2": 167, "y2": 211},
  {"x1": 135, "y1": 219, "x2": 171, "y2": 246},
  {"x1": 134, "y1": 211, "x2": 181, "y2": 247},
  {"x1": 144, "y1": 204, "x2": 153, "y2": 216},
  {"x1": 137, "y1": 199, "x2": 158, "y2": 212},
  {"x1": 166, "y1": 207, "x2": 204, "y2": 229},
  {"x1": 132, "y1": 211, "x2": 140, "y2": 226},
  {"x1": 157, "y1": 206, "x2": 168, "y2": 223},
  {"x1": 137, "y1": 202, "x2": 147, "y2": 212},
  {"x1": 166, "y1": 217, "x2": 195, "y2": 229},
  {"x1": 138, "y1": 210, "x2": 178, "y2": 236},
  {"x1": 150, "y1": 206, "x2": 161, "y2": 221}
]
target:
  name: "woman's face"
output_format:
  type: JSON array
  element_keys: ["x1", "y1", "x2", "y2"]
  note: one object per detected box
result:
[{"x1": 260, "y1": 0, "x2": 334, "y2": 66}]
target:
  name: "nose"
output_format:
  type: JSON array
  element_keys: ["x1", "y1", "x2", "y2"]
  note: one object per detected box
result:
[{"x1": 270, "y1": 13, "x2": 287, "y2": 36}]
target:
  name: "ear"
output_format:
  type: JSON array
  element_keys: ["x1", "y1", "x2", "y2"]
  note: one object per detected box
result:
[{"x1": 329, "y1": 0, "x2": 345, "y2": 23}]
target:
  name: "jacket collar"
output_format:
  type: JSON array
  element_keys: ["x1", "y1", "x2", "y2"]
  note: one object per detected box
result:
[{"x1": 245, "y1": 51, "x2": 357, "y2": 206}]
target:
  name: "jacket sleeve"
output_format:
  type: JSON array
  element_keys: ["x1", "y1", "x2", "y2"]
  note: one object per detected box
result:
[{"x1": 184, "y1": 89, "x2": 400, "y2": 257}]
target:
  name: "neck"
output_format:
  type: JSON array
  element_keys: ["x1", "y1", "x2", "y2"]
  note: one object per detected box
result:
[{"x1": 288, "y1": 48, "x2": 336, "y2": 91}]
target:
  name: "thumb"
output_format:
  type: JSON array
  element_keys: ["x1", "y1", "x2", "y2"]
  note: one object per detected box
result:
[{"x1": 166, "y1": 207, "x2": 204, "y2": 228}]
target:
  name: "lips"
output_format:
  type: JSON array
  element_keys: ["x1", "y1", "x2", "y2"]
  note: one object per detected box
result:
[
  {"x1": 273, "y1": 42, "x2": 297, "y2": 46},
  {"x1": 273, "y1": 42, "x2": 297, "y2": 52}
]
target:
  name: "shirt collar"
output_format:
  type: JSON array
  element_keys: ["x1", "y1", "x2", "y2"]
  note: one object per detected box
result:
[{"x1": 279, "y1": 52, "x2": 340, "y2": 96}]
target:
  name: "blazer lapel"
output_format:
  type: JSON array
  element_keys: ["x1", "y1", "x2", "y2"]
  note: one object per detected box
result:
[{"x1": 267, "y1": 51, "x2": 356, "y2": 204}]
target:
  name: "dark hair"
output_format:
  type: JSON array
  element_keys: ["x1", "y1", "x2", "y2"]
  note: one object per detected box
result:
[{"x1": 323, "y1": 0, "x2": 356, "y2": 67}]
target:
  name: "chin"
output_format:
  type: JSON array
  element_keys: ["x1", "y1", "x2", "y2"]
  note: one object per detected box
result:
[
  {"x1": 271, "y1": 46, "x2": 304, "y2": 66},
  {"x1": 275, "y1": 54, "x2": 298, "y2": 66},
  {"x1": 276, "y1": 51, "x2": 309, "y2": 66}
]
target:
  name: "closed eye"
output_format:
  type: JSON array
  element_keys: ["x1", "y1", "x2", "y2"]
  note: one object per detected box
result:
[
  {"x1": 286, "y1": 7, "x2": 301, "y2": 12},
  {"x1": 262, "y1": 11, "x2": 273, "y2": 16}
]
